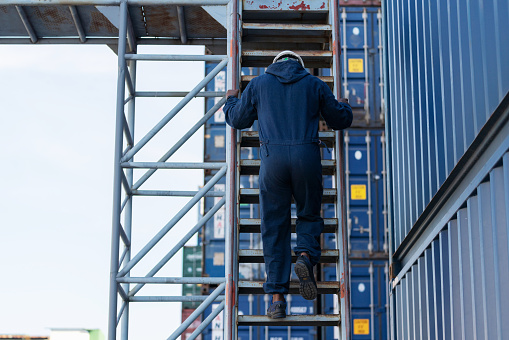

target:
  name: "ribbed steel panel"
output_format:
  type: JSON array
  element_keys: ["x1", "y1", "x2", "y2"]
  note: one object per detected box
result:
[
  {"x1": 386, "y1": 0, "x2": 509, "y2": 337},
  {"x1": 391, "y1": 150, "x2": 509, "y2": 339},
  {"x1": 385, "y1": 0, "x2": 509, "y2": 249}
]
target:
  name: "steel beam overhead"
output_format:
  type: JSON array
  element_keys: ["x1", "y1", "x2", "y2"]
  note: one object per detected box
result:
[
  {"x1": 4, "y1": 0, "x2": 230, "y2": 5},
  {"x1": 15, "y1": 6, "x2": 37, "y2": 43},
  {"x1": 0, "y1": 38, "x2": 225, "y2": 46},
  {"x1": 177, "y1": 6, "x2": 188, "y2": 44},
  {"x1": 68, "y1": 6, "x2": 86, "y2": 43}
]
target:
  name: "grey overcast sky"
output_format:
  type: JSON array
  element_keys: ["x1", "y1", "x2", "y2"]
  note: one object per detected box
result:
[{"x1": 0, "y1": 44, "x2": 207, "y2": 339}]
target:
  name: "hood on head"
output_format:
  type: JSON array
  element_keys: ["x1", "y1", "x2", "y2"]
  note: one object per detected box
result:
[{"x1": 265, "y1": 60, "x2": 309, "y2": 84}]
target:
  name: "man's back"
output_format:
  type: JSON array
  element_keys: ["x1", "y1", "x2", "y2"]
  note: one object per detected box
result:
[{"x1": 224, "y1": 60, "x2": 352, "y2": 142}]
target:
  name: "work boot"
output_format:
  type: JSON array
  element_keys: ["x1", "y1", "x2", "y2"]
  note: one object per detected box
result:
[
  {"x1": 294, "y1": 254, "x2": 318, "y2": 300},
  {"x1": 267, "y1": 299, "x2": 287, "y2": 319}
]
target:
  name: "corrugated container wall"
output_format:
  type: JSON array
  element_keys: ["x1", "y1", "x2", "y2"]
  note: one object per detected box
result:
[
  {"x1": 385, "y1": 0, "x2": 509, "y2": 339},
  {"x1": 385, "y1": 0, "x2": 509, "y2": 250}
]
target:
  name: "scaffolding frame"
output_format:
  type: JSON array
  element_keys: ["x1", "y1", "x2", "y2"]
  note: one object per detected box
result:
[{"x1": 107, "y1": 1, "x2": 232, "y2": 339}]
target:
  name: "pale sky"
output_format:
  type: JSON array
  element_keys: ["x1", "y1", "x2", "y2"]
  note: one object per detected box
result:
[{"x1": 0, "y1": 44, "x2": 207, "y2": 339}]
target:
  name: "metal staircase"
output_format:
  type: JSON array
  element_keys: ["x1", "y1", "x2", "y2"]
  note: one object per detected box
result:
[{"x1": 225, "y1": 0, "x2": 350, "y2": 338}]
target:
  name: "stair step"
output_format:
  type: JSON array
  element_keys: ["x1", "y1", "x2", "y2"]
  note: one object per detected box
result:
[
  {"x1": 240, "y1": 159, "x2": 335, "y2": 175},
  {"x1": 237, "y1": 314, "x2": 340, "y2": 326},
  {"x1": 238, "y1": 280, "x2": 339, "y2": 294},
  {"x1": 240, "y1": 131, "x2": 335, "y2": 147},
  {"x1": 242, "y1": 23, "x2": 331, "y2": 31},
  {"x1": 239, "y1": 188, "x2": 337, "y2": 204},
  {"x1": 238, "y1": 249, "x2": 338, "y2": 263},
  {"x1": 239, "y1": 218, "x2": 338, "y2": 233},
  {"x1": 241, "y1": 50, "x2": 332, "y2": 68}
]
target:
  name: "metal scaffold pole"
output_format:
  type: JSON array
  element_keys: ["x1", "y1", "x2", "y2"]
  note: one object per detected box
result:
[
  {"x1": 225, "y1": 0, "x2": 238, "y2": 339},
  {"x1": 332, "y1": 0, "x2": 351, "y2": 339},
  {"x1": 108, "y1": 1, "x2": 128, "y2": 339},
  {"x1": 120, "y1": 55, "x2": 137, "y2": 340}
]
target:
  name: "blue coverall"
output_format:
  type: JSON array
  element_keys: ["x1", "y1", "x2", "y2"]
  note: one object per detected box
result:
[{"x1": 224, "y1": 60, "x2": 353, "y2": 294}]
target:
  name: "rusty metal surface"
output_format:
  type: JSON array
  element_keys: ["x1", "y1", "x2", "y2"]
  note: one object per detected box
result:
[
  {"x1": 0, "y1": 5, "x2": 118, "y2": 37},
  {"x1": 243, "y1": 0, "x2": 328, "y2": 11},
  {"x1": 0, "y1": 4, "x2": 225, "y2": 43},
  {"x1": 242, "y1": 22, "x2": 331, "y2": 30}
]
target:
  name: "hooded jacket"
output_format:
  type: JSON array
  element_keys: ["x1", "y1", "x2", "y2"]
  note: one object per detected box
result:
[{"x1": 224, "y1": 60, "x2": 353, "y2": 145}]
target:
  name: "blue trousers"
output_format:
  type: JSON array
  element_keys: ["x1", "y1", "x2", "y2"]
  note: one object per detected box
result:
[{"x1": 260, "y1": 143, "x2": 324, "y2": 294}]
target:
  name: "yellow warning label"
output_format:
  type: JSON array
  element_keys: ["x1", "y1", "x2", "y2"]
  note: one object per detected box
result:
[
  {"x1": 348, "y1": 58, "x2": 364, "y2": 73},
  {"x1": 353, "y1": 319, "x2": 370, "y2": 335},
  {"x1": 351, "y1": 184, "x2": 367, "y2": 200}
]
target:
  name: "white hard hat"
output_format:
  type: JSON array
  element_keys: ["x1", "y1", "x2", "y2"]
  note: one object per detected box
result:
[{"x1": 273, "y1": 50, "x2": 305, "y2": 68}]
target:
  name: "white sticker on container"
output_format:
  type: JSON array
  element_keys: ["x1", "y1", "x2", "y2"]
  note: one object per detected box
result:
[
  {"x1": 358, "y1": 283, "x2": 366, "y2": 292},
  {"x1": 213, "y1": 252, "x2": 224, "y2": 266},
  {"x1": 355, "y1": 150, "x2": 363, "y2": 160},
  {"x1": 214, "y1": 71, "x2": 226, "y2": 123},
  {"x1": 353, "y1": 27, "x2": 360, "y2": 35},
  {"x1": 214, "y1": 184, "x2": 225, "y2": 238},
  {"x1": 290, "y1": 306, "x2": 307, "y2": 314},
  {"x1": 214, "y1": 98, "x2": 226, "y2": 123},
  {"x1": 214, "y1": 135, "x2": 225, "y2": 148}
]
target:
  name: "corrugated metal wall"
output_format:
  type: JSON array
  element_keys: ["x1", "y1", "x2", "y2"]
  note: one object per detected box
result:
[
  {"x1": 384, "y1": 0, "x2": 509, "y2": 338},
  {"x1": 393, "y1": 154, "x2": 509, "y2": 339},
  {"x1": 385, "y1": 0, "x2": 509, "y2": 249}
]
